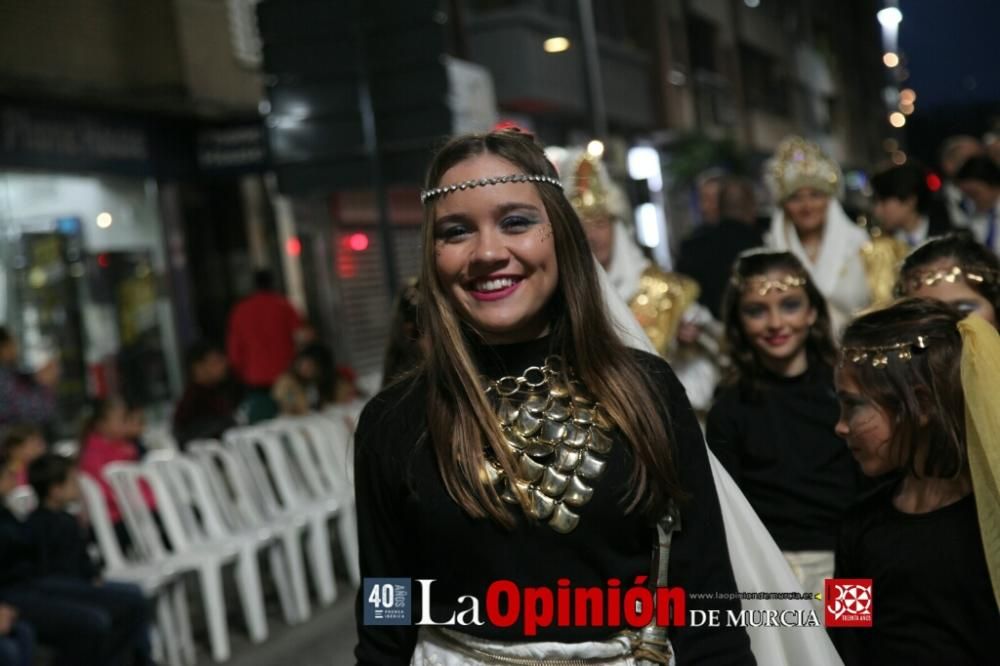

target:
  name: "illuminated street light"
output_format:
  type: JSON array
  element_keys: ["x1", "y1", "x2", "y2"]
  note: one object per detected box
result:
[
  {"x1": 877, "y1": 7, "x2": 903, "y2": 29},
  {"x1": 586, "y1": 140, "x2": 605, "y2": 158},
  {"x1": 889, "y1": 112, "x2": 906, "y2": 128},
  {"x1": 543, "y1": 37, "x2": 570, "y2": 53},
  {"x1": 883, "y1": 52, "x2": 899, "y2": 68},
  {"x1": 899, "y1": 88, "x2": 916, "y2": 105}
]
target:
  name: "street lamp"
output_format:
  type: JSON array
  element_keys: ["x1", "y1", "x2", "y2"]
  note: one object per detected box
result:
[
  {"x1": 877, "y1": 7, "x2": 902, "y2": 29},
  {"x1": 543, "y1": 37, "x2": 570, "y2": 53}
]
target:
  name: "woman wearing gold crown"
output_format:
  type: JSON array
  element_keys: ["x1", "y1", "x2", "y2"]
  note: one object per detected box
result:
[
  {"x1": 765, "y1": 137, "x2": 905, "y2": 331},
  {"x1": 554, "y1": 148, "x2": 722, "y2": 416}
]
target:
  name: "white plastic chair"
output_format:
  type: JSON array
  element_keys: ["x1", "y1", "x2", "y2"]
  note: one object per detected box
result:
[
  {"x1": 298, "y1": 415, "x2": 361, "y2": 587},
  {"x1": 78, "y1": 473, "x2": 195, "y2": 666},
  {"x1": 226, "y1": 425, "x2": 338, "y2": 607},
  {"x1": 324, "y1": 400, "x2": 366, "y2": 434},
  {"x1": 143, "y1": 427, "x2": 181, "y2": 453},
  {"x1": 4, "y1": 486, "x2": 37, "y2": 519},
  {"x1": 143, "y1": 454, "x2": 271, "y2": 644},
  {"x1": 103, "y1": 461, "x2": 260, "y2": 663},
  {"x1": 52, "y1": 439, "x2": 79, "y2": 458},
  {"x1": 186, "y1": 440, "x2": 312, "y2": 624}
]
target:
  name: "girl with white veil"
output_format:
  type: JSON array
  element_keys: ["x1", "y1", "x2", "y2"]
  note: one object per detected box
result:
[{"x1": 765, "y1": 136, "x2": 902, "y2": 331}]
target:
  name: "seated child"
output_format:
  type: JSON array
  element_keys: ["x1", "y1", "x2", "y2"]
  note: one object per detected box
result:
[
  {"x1": 78, "y1": 397, "x2": 155, "y2": 547},
  {"x1": 0, "y1": 425, "x2": 45, "y2": 488},
  {"x1": 0, "y1": 447, "x2": 148, "y2": 665},
  {"x1": 26, "y1": 454, "x2": 98, "y2": 581}
]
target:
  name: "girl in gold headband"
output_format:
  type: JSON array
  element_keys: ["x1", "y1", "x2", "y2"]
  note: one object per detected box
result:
[
  {"x1": 832, "y1": 298, "x2": 1000, "y2": 665},
  {"x1": 707, "y1": 249, "x2": 861, "y2": 598},
  {"x1": 895, "y1": 231, "x2": 1000, "y2": 328}
]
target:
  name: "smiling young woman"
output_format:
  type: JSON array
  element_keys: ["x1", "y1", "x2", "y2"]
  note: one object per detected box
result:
[
  {"x1": 705, "y1": 249, "x2": 862, "y2": 599},
  {"x1": 353, "y1": 129, "x2": 755, "y2": 665},
  {"x1": 431, "y1": 153, "x2": 560, "y2": 344}
]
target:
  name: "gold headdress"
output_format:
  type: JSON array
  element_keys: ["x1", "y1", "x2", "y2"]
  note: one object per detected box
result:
[
  {"x1": 841, "y1": 335, "x2": 930, "y2": 369},
  {"x1": 731, "y1": 272, "x2": 809, "y2": 296},
  {"x1": 898, "y1": 264, "x2": 1000, "y2": 296},
  {"x1": 562, "y1": 151, "x2": 629, "y2": 223},
  {"x1": 766, "y1": 136, "x2": 842, "y2": 202}
]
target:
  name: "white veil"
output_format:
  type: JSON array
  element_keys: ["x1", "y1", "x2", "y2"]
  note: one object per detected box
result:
[{"x1": 596, "y1": 260, "x2": 844, "y2": 666}]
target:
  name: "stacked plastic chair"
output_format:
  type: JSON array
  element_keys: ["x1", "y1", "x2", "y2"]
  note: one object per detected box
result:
[
  {"x1": 103, "y1": 458, "x2": 268, "y2": 663},
  {"x1": 79, "y1": 473, "x2": 196, "y2": 666}
]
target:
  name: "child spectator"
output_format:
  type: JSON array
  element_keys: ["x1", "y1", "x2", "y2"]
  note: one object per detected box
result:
[
  {"x1": 0, "y1": 452, "x2": 35, "y2": 666},
  {"x1": 78, "y1": 397, "x2": 154, "y2": 547},
  {"x1": 26, "y1": 454, "x2": 98, "y2": 581},
  {"x1": 1, "y1": 446, "x2": 149, "y2": 665},
  {"x1": 0, "y1": 425, "x2": 45, "y2": 487},
  {"x1": 173, "y1": 341, "x2": 242, "y2": 446}
]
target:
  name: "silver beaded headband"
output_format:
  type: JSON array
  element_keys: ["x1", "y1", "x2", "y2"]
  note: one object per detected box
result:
[
  {"x1": 842, "y1": 335, "x2": 929, "y2": 369},
  {"x1": 420, "y1": 174, "x2": 563, "y2": 205}
]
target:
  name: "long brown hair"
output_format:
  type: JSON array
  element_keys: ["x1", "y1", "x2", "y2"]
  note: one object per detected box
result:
[
  {"x1": 419, "y1": 130, "x2": 681, "y2": 527},
  {"x1": 841, "y1": 298, "x2": 966, "y2": 479},
  {"x1": 720, "y1": 249, "x2": 838, "y2": 393}
]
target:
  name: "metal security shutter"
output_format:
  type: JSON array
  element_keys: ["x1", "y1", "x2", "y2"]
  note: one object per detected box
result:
[{"x1": 334, "y1": 226, "x2": 422, "y2": 377}]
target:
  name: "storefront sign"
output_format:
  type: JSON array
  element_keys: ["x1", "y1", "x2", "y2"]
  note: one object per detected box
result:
[
  {"x1": 0, "y1": 103, "x2": 151, "y2": 174},
  {"x1": 196, "y1": 124, "x2": 266, "y2": 173}
]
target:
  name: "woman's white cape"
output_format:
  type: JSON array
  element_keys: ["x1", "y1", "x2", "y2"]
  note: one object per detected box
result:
[{"x1": 598, "y1": 260, "x2": 844, "y2": 666}]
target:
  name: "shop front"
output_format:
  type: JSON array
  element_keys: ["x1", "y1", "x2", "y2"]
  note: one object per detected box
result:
[{"x1": 0, "y1": 101, "x2": 197, "y2": 434}]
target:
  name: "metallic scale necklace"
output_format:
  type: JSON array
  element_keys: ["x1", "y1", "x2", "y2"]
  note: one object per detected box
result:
[{"x1": 481, "y1": 355, "x2": 614, "y2": 533}]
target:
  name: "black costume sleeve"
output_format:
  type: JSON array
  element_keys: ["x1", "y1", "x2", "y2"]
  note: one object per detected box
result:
[
  {"x1": 704, "y1": 392, "x2": 744, "y2": 484},
  {"x1": 353, "y1": 393, "x2": 419, "y2": 666},
  {"x1": 829, "y1": 514, "x2": 864, "y2": 665},
  {"x1": 641, "y1": 355, "x2": 756, "y2": 666}
]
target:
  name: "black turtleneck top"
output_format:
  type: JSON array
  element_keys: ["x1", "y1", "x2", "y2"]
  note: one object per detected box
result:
[
  {"x1": 832, "y1": 484, "x2": 1000, "y2": 665},
  {"x1": 705, "y1": 362, "x2": 862, "y2": 551},
  {"x1": 354, "y1": 336, "x2": 754, "y2": 665}
]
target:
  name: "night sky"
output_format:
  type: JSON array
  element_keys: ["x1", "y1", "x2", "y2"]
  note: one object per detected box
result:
[{"x1": 899, "y1": 0, "x2": 1000, "y2": 109}]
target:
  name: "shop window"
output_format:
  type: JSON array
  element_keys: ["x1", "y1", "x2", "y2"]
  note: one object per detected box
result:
[{"x1": 0, "y1": 172, "x2": 180, "y2": 433}]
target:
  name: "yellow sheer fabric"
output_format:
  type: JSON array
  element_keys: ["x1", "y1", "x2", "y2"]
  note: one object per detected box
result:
[{"x1": 958, "y1": 314, "x2": 1000, "y2": 609}]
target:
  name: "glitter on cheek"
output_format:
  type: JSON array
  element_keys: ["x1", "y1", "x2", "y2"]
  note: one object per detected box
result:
[{"x1": 536, "y1": 222, "x2": 553, "y2": 242}]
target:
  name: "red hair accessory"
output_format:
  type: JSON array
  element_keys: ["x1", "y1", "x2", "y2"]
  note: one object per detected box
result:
[{"x1": 492, "y1": 120, "x2": 534, "y2": 138}]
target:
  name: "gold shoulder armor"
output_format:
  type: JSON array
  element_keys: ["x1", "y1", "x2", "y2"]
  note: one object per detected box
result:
[
  {"x1": 860, "y1": 235, "x2": 909, "y2": 306},
  {"x1": 628, "y1": 267, "x2": 700, "y2": 357}
]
